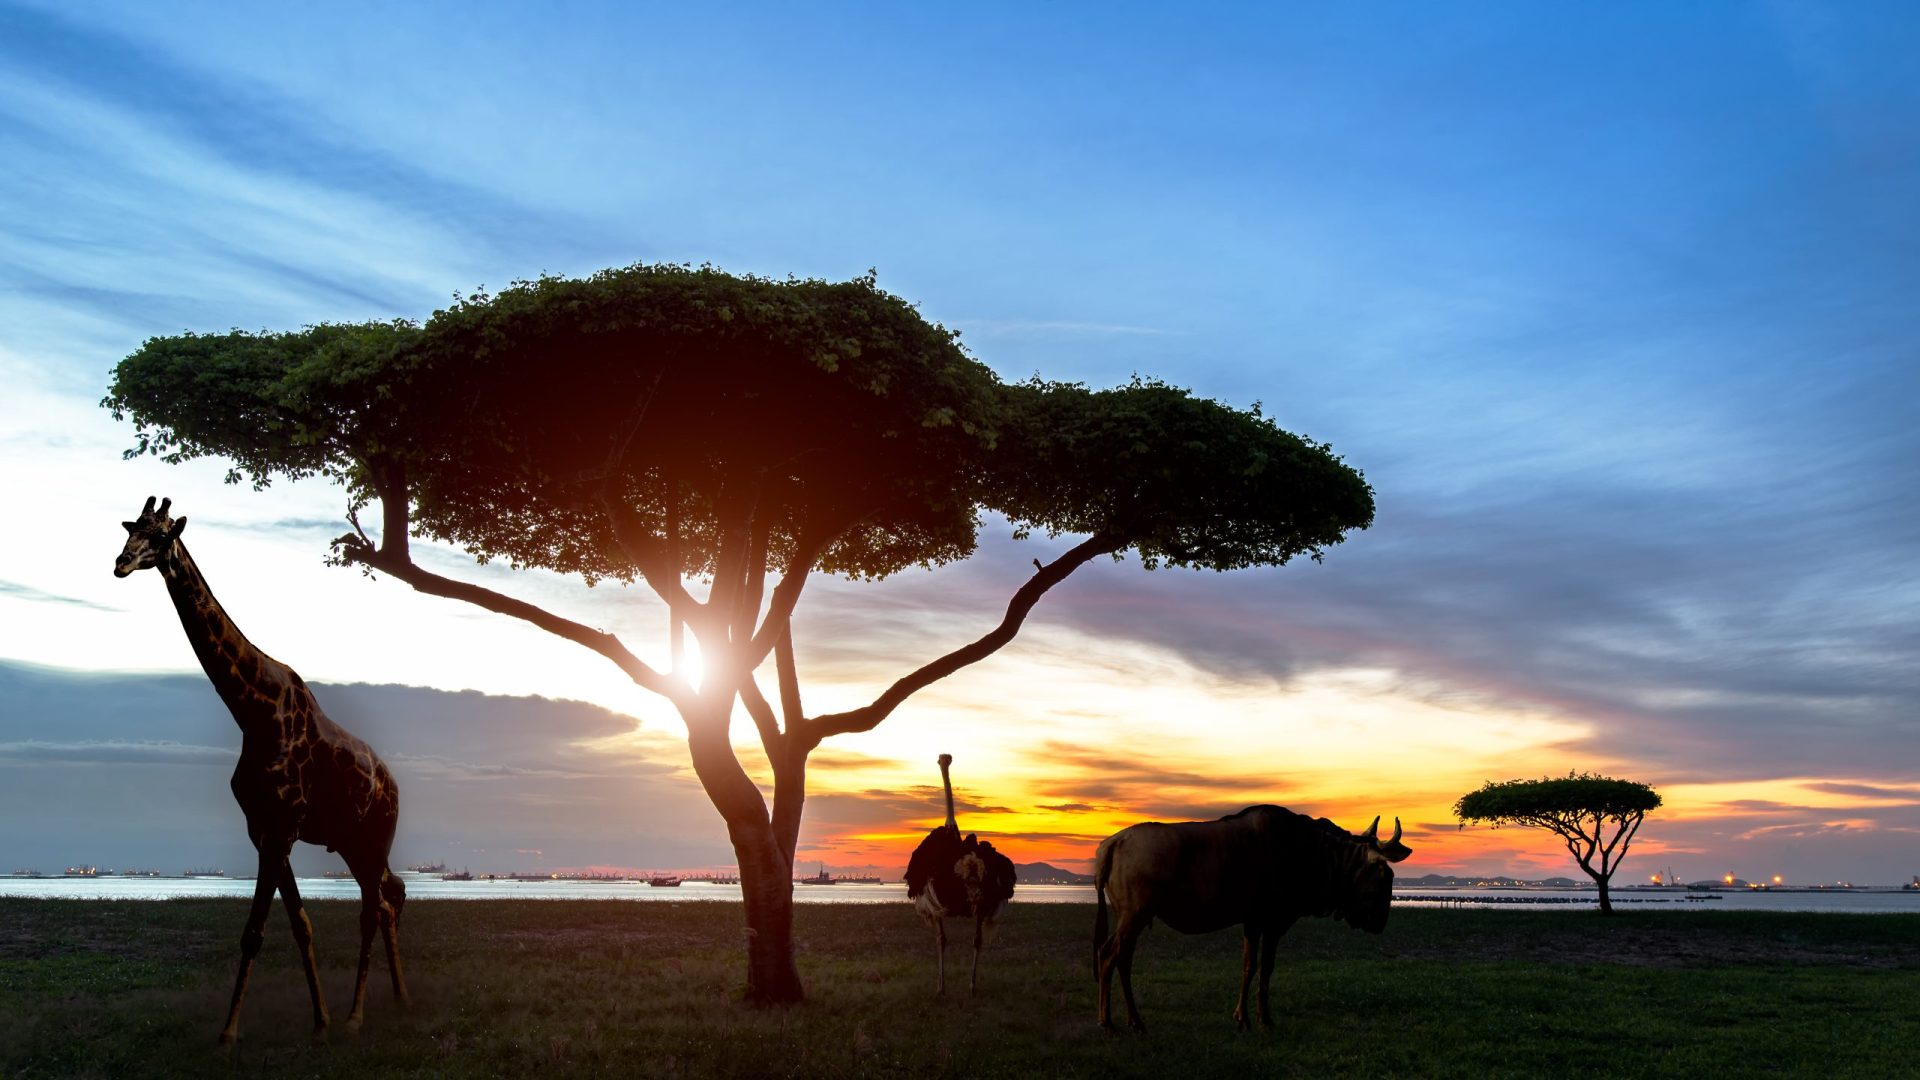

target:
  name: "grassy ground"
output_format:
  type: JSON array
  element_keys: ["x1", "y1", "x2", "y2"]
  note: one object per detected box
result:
[{"x1": 2, "y1": 899, "x2": 1916, "y2": 1078}]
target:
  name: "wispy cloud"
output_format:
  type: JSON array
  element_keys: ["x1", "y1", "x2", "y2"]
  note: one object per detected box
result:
[
  {"x1": 0, "y1": 579, "x2": 119, "y2": 612},
  {"x1": 0, "y1": 738, "x2": 228, "y2": 765}
]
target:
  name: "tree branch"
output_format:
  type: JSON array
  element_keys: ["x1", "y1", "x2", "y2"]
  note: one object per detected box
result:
[
  {"x1": 342, "y1": 537, "x2": 687, "y2": 707},
  {"x1": 774, "y1": 627, "x2": 803, "y2": 731},
  {"x1": 744, "y1": 521, "x2": 841, "y2": 668},
  {"x1": 597, "y1": 490, "x2": 702, "y2": 624},
  {"x1": 738, "y1": 673, "x2": 785, "y2": 758},
  {"x1": 803, "y1": 531, "x2": 1122, "y2": 745},
  {"x1": 734, "y1": 515, "x2": 772, "y2": 647},
  {"x1": 706, "y1": 479, "x2": 759, "y2": 627}
]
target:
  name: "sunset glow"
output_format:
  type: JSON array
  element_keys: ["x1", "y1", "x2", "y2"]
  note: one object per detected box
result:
[{"x1": 2, "y1": 4, "x2": 1915, "y2": 893}]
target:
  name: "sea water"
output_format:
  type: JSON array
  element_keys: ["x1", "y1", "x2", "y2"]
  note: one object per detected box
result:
[{"x1": 3, "y1": 876, "x2": 1917, "y2": 913}]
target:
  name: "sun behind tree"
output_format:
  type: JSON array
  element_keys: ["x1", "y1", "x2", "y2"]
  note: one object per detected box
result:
[
  {"x1": 1455, "y1": 772, "x2": 1661, "y2": 915},
  {"x1": 103, "y1": 263, "x2": 1375, "y2": 1004}
]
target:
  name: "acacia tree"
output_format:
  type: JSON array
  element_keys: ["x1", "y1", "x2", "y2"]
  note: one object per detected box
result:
[
  {"x1": 1454, "y1": 773, "x2": 1661, "y2": 915},
  {"x1": 104, "y1": 264, "x2": 1374, "y2": 1003}
]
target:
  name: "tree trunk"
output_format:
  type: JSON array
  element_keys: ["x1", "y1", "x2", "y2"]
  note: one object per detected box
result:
[
  {"x1": 1594, "y1": 872, "x2": 1614, "y2": 915},
  {"x1": 771, "y1": 742, "x2": 807, "y2": 869},
  {"x1": 732, "y1": 818, "x2": 803, "y2": 1005},
  {"x1": 682, "y1": 701, "x2": 804, "y2": 1004}
]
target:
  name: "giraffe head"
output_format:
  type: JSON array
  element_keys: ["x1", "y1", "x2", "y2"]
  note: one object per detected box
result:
[{"x1": 114, "y1": 496, "x2": 187, "y2": 577}]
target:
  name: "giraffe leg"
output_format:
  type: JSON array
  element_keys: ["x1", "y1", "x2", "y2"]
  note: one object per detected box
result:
[
  {"x1": 378, "y1": 868, "x2": 409, "y2": 1005},
  {"x1": 345, "y1": 866, "x2": 381, "y2": 1030},
  {"x1": 277, "y1": 860, "x2": 329, "y2": 1037},
  {"x1": 219, "y1": 840, "x2": 289, "y2": 1045}
]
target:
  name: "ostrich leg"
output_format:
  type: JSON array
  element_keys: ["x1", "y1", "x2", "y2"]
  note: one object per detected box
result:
[
  {"x1": 971, "y1": 913, "x2": 985, "y2": 992},
  {"x1": 935, "y1": 918, "x2": 948, "y2": 995}
]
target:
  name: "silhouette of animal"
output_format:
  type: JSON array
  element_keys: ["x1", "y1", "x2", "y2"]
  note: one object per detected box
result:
[
  {"x1": 1094, "y1": 805, "x2": 1412, "y2": 1031},
  {"x1": 904, "y1": 753, "x2": 1016, "y2": 994},
  {"x1": 115, "y1": 497, "x2": 409, "y2": 1043}
]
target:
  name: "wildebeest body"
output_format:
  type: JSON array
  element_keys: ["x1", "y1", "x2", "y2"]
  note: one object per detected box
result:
[{"x1": 1094, "y1": 805, "x2": 1411, "y2": 1031}]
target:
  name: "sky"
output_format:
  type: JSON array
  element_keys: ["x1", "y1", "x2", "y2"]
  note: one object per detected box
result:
[{"x1": 1, "y1": 2, "x2": 1915, "y2": 884}]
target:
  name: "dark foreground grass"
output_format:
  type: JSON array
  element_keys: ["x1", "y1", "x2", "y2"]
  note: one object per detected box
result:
[{"x1": 2, "y1": 899, "x2": 1916, "y2": 1079}]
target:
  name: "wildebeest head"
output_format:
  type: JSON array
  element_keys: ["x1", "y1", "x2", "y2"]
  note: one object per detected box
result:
[{"x1": 1341, "y1": 816, "x2": 1412, "y2": 934}]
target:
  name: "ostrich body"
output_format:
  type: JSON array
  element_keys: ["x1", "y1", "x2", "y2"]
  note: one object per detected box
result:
[{"x1": 904, "y1": 753, "x2": 1016, "y2": 993}]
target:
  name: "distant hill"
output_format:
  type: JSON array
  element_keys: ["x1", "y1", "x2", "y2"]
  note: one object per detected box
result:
[
  {"x1": 1400, "y1": 873, "x2": 1584, "y2": 888},
  {"x1": 1015, "y1": 862, "x2": 1093, "y2": 885}
]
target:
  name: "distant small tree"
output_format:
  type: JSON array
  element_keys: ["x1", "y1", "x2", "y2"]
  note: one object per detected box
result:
[{"x1": 1454, "y1": 773, "x2": 1660, "y2": 915}]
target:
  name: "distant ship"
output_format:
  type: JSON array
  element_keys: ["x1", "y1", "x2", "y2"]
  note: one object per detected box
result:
[
  {"x1": 119, "y1": 868, "x2": 161, "y2": 877},
  {"x1": 647, "y1": 875, "x2": 682, "y2": 887},
  {"x1": 406, "y1": 861, "x2": 447, "y2": 874},
  {"x1": 63, "y1": 865, "x2": 99, "y2": 877},
  {"x1": 183, "y1": 867, "x2": 225, "y2": 878},
  {"x1": 442, "y1": 868, "x2": 474, "y2": 881},
  {"x1": 322, "y1": 869, "x2": 354, "y2": 879},
  {"x1": 796, "y1": 865, "x2": 878, "y2": 885},
  {"x1": 11, "y1": 868, "x2": 44, "y2": 878},
  {"x1": 1907, "y1": 876, "x2": 1920, "y2": 892}
]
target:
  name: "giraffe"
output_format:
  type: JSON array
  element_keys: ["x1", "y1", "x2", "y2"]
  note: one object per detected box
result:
[{"x1": 114, "y1": 496, "x2": 409, "y2": 1043}]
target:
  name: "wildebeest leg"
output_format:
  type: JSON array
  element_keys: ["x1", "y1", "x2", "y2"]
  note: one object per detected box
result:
[
  {"x1": 276, "y1": 860, "x2": 329, "y2": 1036},
  {"x1": 1096, "y1": 928, "x2": 1117, "y2": 1028},
  {"x1": 219, "y1": 838, "x2": 290, "y2": 1045},
  {"x1": 1232, "y1": 928, "x2": 1259, "y2": 1030},
  {"x1": 1096, "y1": 914, "x2": 1130, "y2": 1029},
  {"x1": 1116, "y1": 928, "x2": 1145, "y2": 1032},
  {"x1": 1256, "y1": 919, "x2": 1289, "y2": 1027},
  {"x1": 934, "y1": 917, "x2": 947, "y2": 996}
]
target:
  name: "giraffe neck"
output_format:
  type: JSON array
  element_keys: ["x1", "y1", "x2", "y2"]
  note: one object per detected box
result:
[{"x1": 157, "y1": 540, "x2": 290, "y2": 731}]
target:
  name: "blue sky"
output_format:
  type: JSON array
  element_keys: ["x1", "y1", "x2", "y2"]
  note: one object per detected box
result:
[{"x1": 1, "y1": 2, "x2": 1915, "y2": 881}]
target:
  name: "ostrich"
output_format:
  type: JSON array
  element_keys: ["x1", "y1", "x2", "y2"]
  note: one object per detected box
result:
[{"x1": 904, "y1": 753, "x2": 1017, "y2": 994}]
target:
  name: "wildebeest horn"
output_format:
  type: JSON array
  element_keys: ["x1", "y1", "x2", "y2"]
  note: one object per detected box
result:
[
  {"x1": 142, "y1": 496, "x2": 156, "y2": 516},
  {"x1": 1388, "y1": 818, "x2": 1402, "y2": 845},
  {"x1": 1361, "y1": 816, "x2": 1380, "y2": 840}
]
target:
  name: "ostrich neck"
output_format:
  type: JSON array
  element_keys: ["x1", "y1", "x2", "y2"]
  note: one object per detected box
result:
[
  {"x1": 939, "y1": 762, "x2": 958, "y2": 831},
  {"x1": 158, "y1": 541, "x2": 279, "y2": 726}
]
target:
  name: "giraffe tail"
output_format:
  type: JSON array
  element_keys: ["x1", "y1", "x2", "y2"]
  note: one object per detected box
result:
[{"x1": 380, "y1": 870, "x2": 407, "y2": 921}]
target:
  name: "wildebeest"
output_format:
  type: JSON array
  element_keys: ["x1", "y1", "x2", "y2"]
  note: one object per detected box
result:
[{"x1": 1093, "y1": 805, "x2": 1412, "y2": 1031}]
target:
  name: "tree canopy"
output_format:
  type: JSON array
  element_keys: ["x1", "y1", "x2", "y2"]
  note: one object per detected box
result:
[
  {"x1": 1455, "y1": 773, "x2": 1661, "y2": 914},
  {"x1": 107, "y1": 265, "x2": 1372, "y2": 586},
  {"x1": 105, "y1": 262, "x2": 1377, "y2": 1000}
]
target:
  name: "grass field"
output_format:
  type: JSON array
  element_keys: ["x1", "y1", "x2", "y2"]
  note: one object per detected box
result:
[{"x1": 2, "y1": 898, "x2": 1916, "y2": 1078}]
